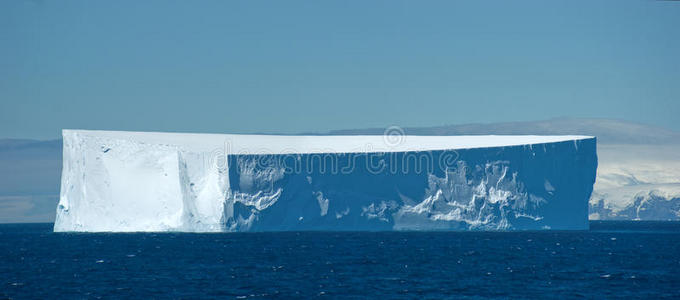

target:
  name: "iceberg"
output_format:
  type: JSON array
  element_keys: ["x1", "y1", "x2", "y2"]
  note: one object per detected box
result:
[{"x1": 54, "y1": 130, "x2": 597, "y2": 232}]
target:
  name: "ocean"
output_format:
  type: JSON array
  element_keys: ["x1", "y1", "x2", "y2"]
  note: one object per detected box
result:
[{"x1": 1, "y1": 221, "x2": 679, "y2": 299}]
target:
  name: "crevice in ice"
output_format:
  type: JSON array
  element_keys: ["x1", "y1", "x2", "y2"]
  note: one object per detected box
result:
[
  {"x1": 362, "y1": 201, "x2": 398, "y2": 222},
  {"x1": 335, "y1": 207, "x2": 350, "y2": 219},
  {"x1": 223, "y1": 157, "x2": 286, "y2": 230},
  {"x1": 313, "y1": 191, "x2": 329, "y2": 216},
  {"x1": 393, "y1": 161, "x2": 544, "y2": 230}
]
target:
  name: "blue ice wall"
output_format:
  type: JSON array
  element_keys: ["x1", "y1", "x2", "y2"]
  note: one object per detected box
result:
[{"x1": 224, "y1": 138, "x2": 597, "y2": 231}]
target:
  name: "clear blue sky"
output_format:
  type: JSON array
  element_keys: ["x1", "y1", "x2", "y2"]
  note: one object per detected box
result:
[{"x1": 1, "y1": 0, "x2": 679, "y2": 139}]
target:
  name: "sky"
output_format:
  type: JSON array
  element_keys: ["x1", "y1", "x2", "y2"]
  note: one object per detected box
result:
[{"x1": 1, "y1": 0, "x2": 679, "y2": 140}]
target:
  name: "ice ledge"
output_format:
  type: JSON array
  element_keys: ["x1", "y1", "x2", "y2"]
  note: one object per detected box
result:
[{"x1": 62, "y1": 129, "x2": 593, "y2": 154}]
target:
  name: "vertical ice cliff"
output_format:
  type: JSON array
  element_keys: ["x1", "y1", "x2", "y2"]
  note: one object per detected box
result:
[
  {"x1": 55, "y1": 130, "x2": 597, "y2": 232},
  {"x1": 55, "y1": 131, "x2": 228, "y2": 232}
]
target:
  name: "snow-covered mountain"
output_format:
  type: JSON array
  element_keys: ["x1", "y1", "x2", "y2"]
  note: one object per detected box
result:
[
  {"x1": 328, "y1": 118, "x2": 680, "y2": 145},
  {"x1": 590, "y1": 145, "x2": 680, "y2": 220}
]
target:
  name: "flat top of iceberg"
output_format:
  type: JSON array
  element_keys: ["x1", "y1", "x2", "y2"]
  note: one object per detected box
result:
[{"x1": 64, "y1": 129, "x2": 593, "y2": 154}]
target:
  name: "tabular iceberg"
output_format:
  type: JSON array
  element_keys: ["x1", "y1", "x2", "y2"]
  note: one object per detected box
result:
[{"x1": 54, "y1": 130, "x2": 597, "y2": 232}]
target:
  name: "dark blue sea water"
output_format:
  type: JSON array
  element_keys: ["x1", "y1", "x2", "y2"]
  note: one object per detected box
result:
[{"x1": 2, "y1": 222, "x2": 679, "y2": 299}]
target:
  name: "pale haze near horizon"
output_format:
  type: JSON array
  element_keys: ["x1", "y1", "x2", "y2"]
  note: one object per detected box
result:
[{"x1": 1, "y1": 0, "x2": 679, "y2": 140}]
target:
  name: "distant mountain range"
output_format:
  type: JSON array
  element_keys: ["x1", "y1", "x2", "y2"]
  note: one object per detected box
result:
[
  {"x1": 1, "y1": 118, "x2": 679, "y2": 223},
  {"x1": 326, "y1": 118, "x2": 680, "y2": 145}
]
